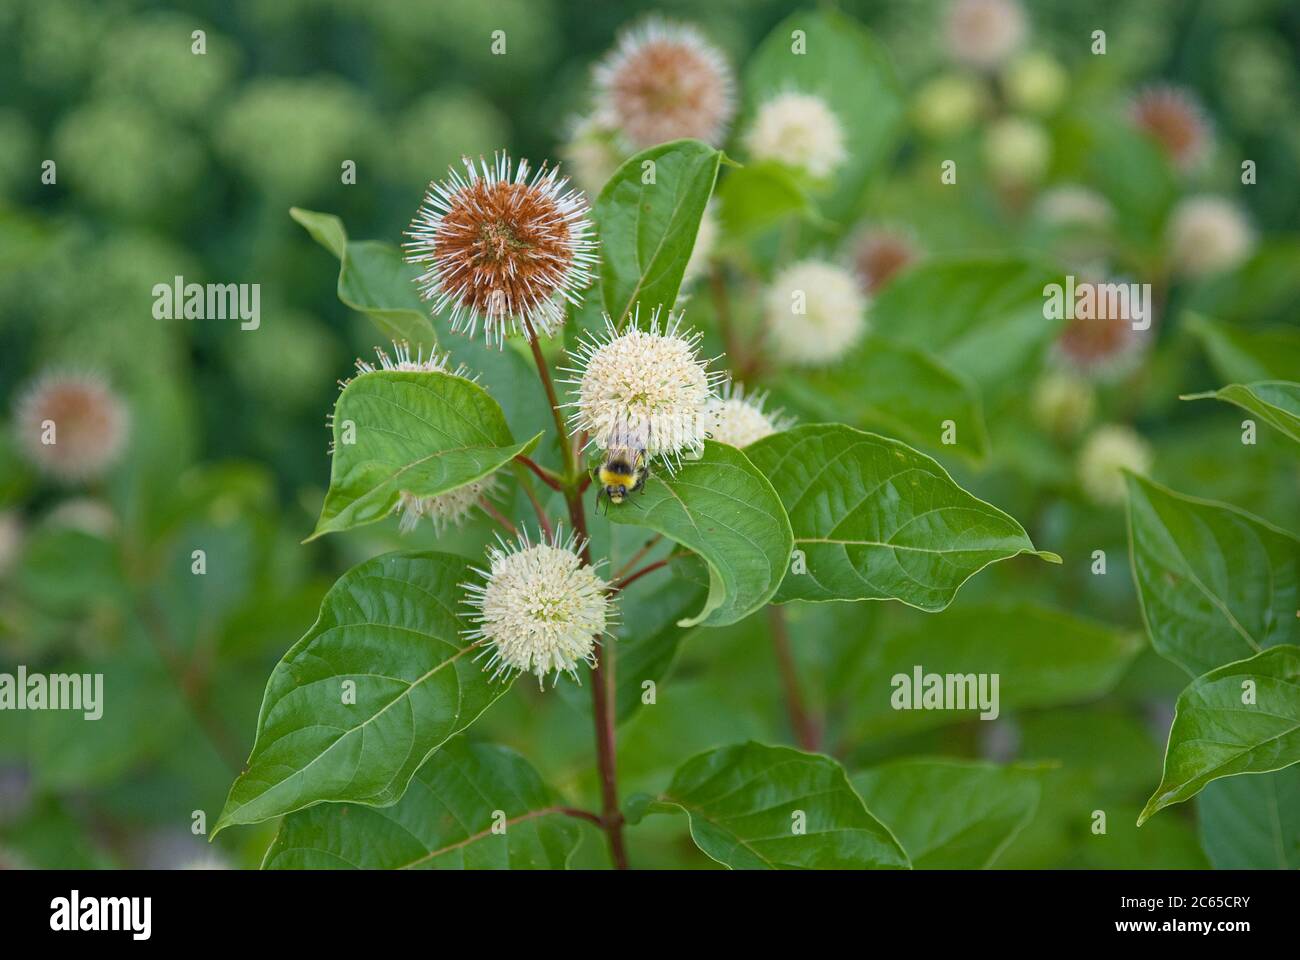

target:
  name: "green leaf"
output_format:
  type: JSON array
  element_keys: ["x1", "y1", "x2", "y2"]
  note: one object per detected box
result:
[
  {"x1": 851, "y1": 759, "x2": 1045, "y2": 869},
  {"x1": 1139, "y1": 645, "x2": 1300, "y2": 825},
  {"x1": 774, "y1": 335, "x2": 990, "y2": 464},
  {"x1": 610, "y1": 572, "x2": 707, "y2": 724},
  {"x1": 593, "y1": 139, "x2": 722, "y2": 327},
  {"x1": 262, "y1": 739, "x2": 581, "y2": 869},
  {"x1": 310, "y1": 370, "x2": 538, "y2": 539},
  {"x1": 744, "y1": 9, "x2": 903, "y2": 224},
  {"x1": 604, "y1": 442, "x2": 792, "y2": 627},
  {"x1": 1125, "y1": 474, "x2": 1299, "y2": 677},
  {"x1": 213, "y1": 552, "x2": 511, "y2": 835},
  {"x1": 1185, "y1": 312, "x2": 1300, "y2": 383},
  {"x1": 1085, "y1": 126, "x2": 1176, "y2": 244},
  {"x1": 716, "y1": 162, "x2": 812, "y2": 241},
  {"x1": 1197, "y1": 766, "x2": 1300, "y2": 869},
  {"x1": 291, "y1": 207, "x2": 436, "y2": 348},
  {"x1": 839, "y1": 603, "x2": 1141, "y2": 740},
  {"x1": 1183, "y1": 381, "x2": 1300, "y2": 445},
  {"x1": 643, "y1": 741, "x2": 909, "y2": 869},
  {"x1": 868, "y1": 257, "x2": 1066, "y2": 391},
  {"x1": 745, "y1": 424, "x2": 1057, "y2": 610},
  {"x1": 291, "y1": 207, "x2": 553, "y2": 448}
]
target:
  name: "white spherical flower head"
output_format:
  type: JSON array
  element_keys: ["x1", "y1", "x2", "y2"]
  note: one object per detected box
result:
[
  {"x1": 744, "y1": 91, "x2": 847, "y2": 180},
  {"x1": 464, "y1": 527, "x2": 612, "y2": 688},
  {"x1": 405, "y1": 152, "x2": 596, "y2": 346},
  {"x1": 1167, "y1": 196, "x2": 1254, "y2": 278},
  {"x1": 395, "y1": 476, "x2": 499, "y2": 535},
  {"x1": 563, "y1": 308, "x2": 723, "y2": 467},
  {"x1": 945, "y1": 0, "x2": 1027, "y2": 69},
  {"x1": 349, "y1": 341, "x2": 474, "y2": 381},
  {"x1": 764, "y1": 259, "x2": 868, "y2": 367},
  {"x1": 1035, "y1": 185, "x2": 1113, "y2": 230},
  {"x1": 14, "y1": 371, "x2": 129, "y2": 483},
  {"x1": 595, "y1": 18, "x2": 735, "y2": 149},
  {"x1": 707, "y1": 382, "x2": 791, "y2": 449},
  {"x1": 1078, "y1": 425, "x2": 1152, "y2": 505}
]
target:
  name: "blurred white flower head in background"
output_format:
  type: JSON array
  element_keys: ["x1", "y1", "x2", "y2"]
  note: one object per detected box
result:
[
  {"x1": 1167, "y1": 196, "x2": 1254, "y2": 277},
  {"x1": 1078, "y1": 425, "x2": 1152, "y2": 505},
  {"x1": 764, "y1": 259, "x2": 868, "y2": 367},
  {"x1": 744, "y1": 91, "x2": 847, "y2": 180}
]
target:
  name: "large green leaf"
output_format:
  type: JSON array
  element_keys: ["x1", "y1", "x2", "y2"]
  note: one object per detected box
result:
[
  {"x1": 1125, "y1": 474, "x2": 1299, "y2": 677},
  {"x1": 593, "y1": 140, "x2": 722, "y2": 327},
  {"x1": 611, "y1": 572, "x2": 707, "y2": 723},
  {"x1": 1183, "y1": 381, "x2": 1300, "y2": 445},
  {"x1": 774, "y1": 335, "x2": 990, "y2": 464},
  {"x1": 290, "y1": 207, "x2": 552, "y2": 447},
  {"x1": 310, "y1": 370, "x2": 539, "y2": 539},
  {"x1": 851, "y1": 759, "x2": 1045, "y2": 869},
  {"x1": 868, "y1": 257, "x2": 1066, "y2": 391},
  {"x1": 213, "y1": 552, "x2": 511, "y2": 835},
  {"x1": 262, "y1": 739, "x2": 581, "y2": 869},
  {"x1": 604, "y1": 442, "x2": 792, "y2": 627},
  {"x1": 1197, "y1": 766, "x2": 1300, "y2": 869},
  {"x1": 634, "y1": 741, "x2": 909, "y2": 869},
  {"x1": 291, "y1": 207, "x2": 436, "y2": 348},
  {"x1": 1139, "y1": 645, "x2": 1300, "y2": 825},
  {"x1": 745, "y1": 424, "x2": 1057, "y2": 610},
  {"x1": 743, "y1": 9, "x2": 903, "y2": 224},
  {"x1": 554, "y1": 567, "x2": 707, "y2": 725},
  {"x1": 715, "y1": 162, "x2": 812, "y2": 241},
  {"x1": 1184, "y1": 312, "x2": 1300, "y2": 383},
  {"x1": 838, "y1": 603, "x2": 1140, "y2": 740}
]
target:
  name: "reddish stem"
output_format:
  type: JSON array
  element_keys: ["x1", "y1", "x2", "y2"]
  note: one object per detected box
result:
[
  {"x1": 612, "y1": 534, "x2": 663, "y2": 582},
  {"x1": 515, "y1": 454, "x2": 563, "y2": 491},
  {"x1": 478, "y1": 496, "x2": 518, "y2": 536},
  {"x1": 612, "y1": 557, "x2": 671, "y2": 593},
  {"x1": 515, "y1": 471, "x2": 555, "y2": 540},
  {"x1": 527, "y1": 334, "x2": 629, "y2": 869}
]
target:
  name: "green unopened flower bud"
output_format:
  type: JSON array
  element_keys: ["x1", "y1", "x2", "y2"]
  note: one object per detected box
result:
[
  {"x1": 983, "y1": 117, "x2": 1051, "y2": 185},
  {"x1": 1032, "y1": 371, "x2": 1096, "y2": 438},
  {"x1": 913, "y1": 74, "x2": 986, "y2": 138},
  {"x1": 1003, "y1": 52, "x2": 1067, "y2": 115}
]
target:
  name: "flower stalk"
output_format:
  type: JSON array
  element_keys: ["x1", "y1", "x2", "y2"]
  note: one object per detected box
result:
[{"x1": 527, "y1": 334, "x2": 629, "y2": 869}]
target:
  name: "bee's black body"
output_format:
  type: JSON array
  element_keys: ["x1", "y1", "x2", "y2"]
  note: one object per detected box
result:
[{"x1": 596, "y1": 447, "x2": 649, "y2": 511}]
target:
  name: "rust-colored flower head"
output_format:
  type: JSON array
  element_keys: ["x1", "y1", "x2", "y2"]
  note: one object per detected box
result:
[
  {"x1": 594, "y1": 18, "x2": 735, "y2": 149},
  {"x1": 1053, "y1": 278, "x2": 1152, "y2": 380},
  {"x1": 1129, "y1": 85, "x2": 1212, "y2": 172},
  {"x1": 405, "y1": 152, "x2": 596, "y2": 346},
  {"x1": 14, "y1": 371, "x2": 129, "y2": 483},
  {"x1": 849, "y1": 226, "x2": 921, "y2": 295}
]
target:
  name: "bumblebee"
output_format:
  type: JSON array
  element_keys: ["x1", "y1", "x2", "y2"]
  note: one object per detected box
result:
[{"x1": 596, "y1": 446, "x2": 648, "y2": 511}]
